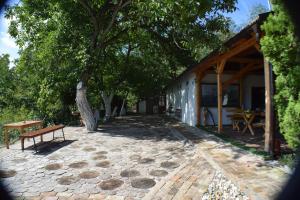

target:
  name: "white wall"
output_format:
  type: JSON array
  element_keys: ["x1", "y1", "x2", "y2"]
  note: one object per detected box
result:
[
  {"x1": 166, "y1": 73, "x2": 196, "y2": 126},
  {"x1": 138, "y1": 101, "x2": 146, "y2": 113},
  {"x1": 166, "y1": 72, "x2": 265, "y2": 126}
]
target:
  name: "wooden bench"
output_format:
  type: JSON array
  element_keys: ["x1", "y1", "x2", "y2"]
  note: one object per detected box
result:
[{"x1": 19, "y1": 124, "x2": 65, "y2": 152}]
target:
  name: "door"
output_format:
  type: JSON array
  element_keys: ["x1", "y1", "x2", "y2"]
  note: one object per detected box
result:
[{"x1": 251, "y1": 87, "x2": 265, "y2": 110}]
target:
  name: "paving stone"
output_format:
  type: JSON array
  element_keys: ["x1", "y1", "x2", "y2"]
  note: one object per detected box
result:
[
  {"x1": 149, "y1": 170, "x2": 168, "y2": 177},
  {"x1": 45, "y1": 163, "x2": 62, "y2": 171},
  {"x1": 160, "y1": 161, "x2": 180, "y2": 169},
  {"x1": 57, "y1": 176, "x2": 79, "y2": 185},
  {"x1": 138, "y1": 158, "x2": 155, "y2": 164},
  {"x1": 120, "y1": 169, "x2": 140, "y2": 177},
  {"x1": 131, "y1": 178, "x2": 156, "y2": 189},
  {"x1": 95, "y1": 161, "x2": 110, "y2": 168},
  {"x1": 79, "y1": 171, "x2": 99, "y2": 179},
  {"x1": 98, "y1": 179, "x2": 124, "y2": 190},
  {"x1": 0, "y1": 116, "x2": 288, "y2": 200},
  {"x1": 68, "y1": 161, "x2": 88, "y2": 169}
]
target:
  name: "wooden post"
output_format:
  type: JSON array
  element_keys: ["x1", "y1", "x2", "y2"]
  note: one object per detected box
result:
[
  {"x1": 217, "y1": 60, "x2": 226, "y2": 133},
  {"x1": 217, "y1": 72, "x2": 223, "y2": 133},
  {"x1": 264, "y1": 59, "x2": 274, "y2": 153},
  {"x1": 240, "y1": 79, "x2": 243, "y2": 108}
]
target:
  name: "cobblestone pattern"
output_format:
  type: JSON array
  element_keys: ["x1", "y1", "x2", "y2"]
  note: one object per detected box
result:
[
  {"x1": 0, "y1": 115, "x2": 289, "y2": 200},
  {"x1": 0, "y1": 116, "x2": 196, "y2": 200}
]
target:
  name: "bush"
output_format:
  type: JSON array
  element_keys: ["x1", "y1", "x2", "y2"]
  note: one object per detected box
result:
[{"x1": 260, "y1": 1, "x2": 300, "y2": 150}]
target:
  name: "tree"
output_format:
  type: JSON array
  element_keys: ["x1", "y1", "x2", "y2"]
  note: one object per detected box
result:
[
  {"x1": 0, "y1": 54, "x2": 13, "y2": 109},
  {"x1": 260, "y1": 1, "x2": 300, "y2": 149},
  {"x1": 7, "y1": 0, "x2": 236, "y2": 131}
]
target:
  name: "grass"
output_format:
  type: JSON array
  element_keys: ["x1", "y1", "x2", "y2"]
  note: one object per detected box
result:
[
  {"x1": 197, "y1": 125, "x2": 271, "y2": 159},
  {"x1": 198, "y1": 125, "x2": 299, "y2": 169}
]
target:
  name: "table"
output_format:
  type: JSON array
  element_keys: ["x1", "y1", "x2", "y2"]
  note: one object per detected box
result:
[
  {"x1": 3, "y1": 120, "x2": 43, "y2": 149},
  {"x1": 235, "y1": 112, "x2": 265, "y2": 136}
]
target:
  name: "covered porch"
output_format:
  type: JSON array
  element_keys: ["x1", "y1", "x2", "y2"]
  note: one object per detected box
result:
[{"x1": 193, "y1": 14, "x2": 277, "y2": 153}]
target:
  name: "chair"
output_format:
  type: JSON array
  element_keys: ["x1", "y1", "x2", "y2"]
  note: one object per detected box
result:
[{"x1": 227, "y1": 108, "x2": 244, "y2": 132}]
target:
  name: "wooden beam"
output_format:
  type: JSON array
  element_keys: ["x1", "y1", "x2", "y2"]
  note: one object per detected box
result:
[
  {"x1": 193, "y1": 37, "x2": 257, "y2": 75},
  {"x1": 219, "y1": 37, "x2": 257, "y2": 61},
  {"x1": 217, "y1": 71, "x2": 223, "y2": 133},
  {"x1": 195, "y1": 72, "x2": 206, "y2": 126},
  {"x1": 264, "y1": 59, "x2": 275, "y2": 153},
  {"x1": 216, "y1": 59, "x2": 227, "y2": 74},
  {"x1": 223, "y1": 64, "x2": 263, "y2": 89},
  {"x1": 254, "y1": 43, "x2": 261, "y2": 52},
  {"x1": 228, "y1": 57, "x2": 262, "y2": 63}
]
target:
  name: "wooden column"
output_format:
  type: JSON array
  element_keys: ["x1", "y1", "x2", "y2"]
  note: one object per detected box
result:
[
  {"x1": 217, "y1": 72, "x2": 223, "y2": 133},
  {"x1": 239, "y1": 79, "x2": 243, "y2": 108},
  {"x1": 264, "y1": 59, "x2": 274, "y2": 153},
  {"x1": 217, "y1": 59, "x2": 226, "y2": 133}
]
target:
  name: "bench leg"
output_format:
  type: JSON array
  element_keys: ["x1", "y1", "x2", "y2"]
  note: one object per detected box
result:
[
  {"x1": 21, "y1": 138, "x2": 25, "y2": 151},
  {"x1": 40, "y1": 135, "x2": 43, "y2": 142},
  {"x1": 33, "y1": 137, "x2": 37, "y2": 152},
  {"x1": 62, "y1": 129, "x2": 65, "y2": 141},
  {"x1": 53, "y1": 131, "x2": 55, "y2": 140}
]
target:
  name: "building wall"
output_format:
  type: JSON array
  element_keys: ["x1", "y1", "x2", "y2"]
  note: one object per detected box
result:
[
  {"x1": 166, "y1": 71, "x2": 265, "y2": 126},
  {"x1": 138, "y1": 100, "x2": 146, "y2": 113},
  {"x1": 166, "y1": 73, "x2": 196, "y2": 126}
]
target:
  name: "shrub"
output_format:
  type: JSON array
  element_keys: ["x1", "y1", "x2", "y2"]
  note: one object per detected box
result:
[{"x1": 260, "y1": 1, "x2": 300, "y2": 150}]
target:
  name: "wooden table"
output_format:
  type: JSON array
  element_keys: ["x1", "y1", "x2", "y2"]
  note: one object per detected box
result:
[
  {"x1": 235, "y1": 112, "x2": 265, "y2": 136},
  {"x1": 3, "y1": 120, "x2": 43, "y2": 149}
]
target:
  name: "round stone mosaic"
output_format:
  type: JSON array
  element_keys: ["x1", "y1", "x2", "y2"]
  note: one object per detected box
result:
[
  {"x1": 149, "y1": 170, "x2": 168, "y2": 177},
  {"x1": 95, "y1": 151, "x2": 108, "y2": 155},
  {"x1": 131, "y1": 178, "x2": 156, "y2": 189},
  {"x1": 96, "y1": 161, "x2": 110, "y2": 168},
  {"x1": 82, "y1": 147, "x2": 97, "y2": 152},
  {"x1": 92, "y1": 155, "x2": 107, "y2": 160},
  {"x1": 130, "y1": 155, "x2": 141, "y2": 161},
  {"x1": 160, "y1": 161, "x2": 179, "y2": 169},
  {"x1": 111, "y1": 148, "x2": 121, "y2": 152},
  {"x1": 120, "y1": 169, "x2": 140, "y2": 177},
  {"x1": 45, "y1": 163, "x2": 62, "y2": 170},
  {"x1": 99, "y1": 179, "x2": 124, "y2": 190},
  {"x1": 79, "y1": 171, "x2": 100, "y2": 179},
  {"x1": 57, "y1": 176, "x2": 78, "y2": 185},
  {"x1": 0, "y1": 170, "x2": 16, "y2": 178},
  {"x1": 69, "y1": 161, "x2": 88, "y2": 169},
  {"x1": 138, "y1": 158, "x2": 155, "y2": 164}
]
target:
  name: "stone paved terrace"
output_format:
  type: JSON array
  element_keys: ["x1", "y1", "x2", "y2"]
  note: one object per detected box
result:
[{"x1": 0, "y1": 115, "x2": 289, "y2": 200}]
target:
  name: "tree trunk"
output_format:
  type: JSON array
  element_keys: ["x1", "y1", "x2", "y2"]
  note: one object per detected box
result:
[
  {"x1": 101, "y1": 91, "x2": 114, "y2": 121},
  {"x1": 76, "y1": 81, "x2": 97, "y2": 131},
  {"x1": 119, "y1": 93, "x2": 128, "y2": 116}
]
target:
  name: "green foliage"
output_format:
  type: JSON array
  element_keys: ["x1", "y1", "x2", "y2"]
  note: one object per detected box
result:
[
  {"x1": 0, "y1": 106, "x2": 37, "y2": 144},
  {"x1": 2, "y1": 0, "x2": 237, "y2": 128},
  {"x1": 261, "y1": 2, "x2": 300, "y2": 149}
]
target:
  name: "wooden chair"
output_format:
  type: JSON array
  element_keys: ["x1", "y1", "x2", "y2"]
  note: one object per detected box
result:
[{"x1": 226, "y1": 108, "x2": 244, "y2": 132}]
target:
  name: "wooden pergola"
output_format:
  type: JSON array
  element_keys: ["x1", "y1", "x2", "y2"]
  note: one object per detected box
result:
[{"x1": 193, "y1": 13, "x2": 275, "y2": 153}]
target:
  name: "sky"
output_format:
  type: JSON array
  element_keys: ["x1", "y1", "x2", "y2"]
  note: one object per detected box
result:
[{"x1": 0, "y1": 0, "x2": 271, "y2": 67}]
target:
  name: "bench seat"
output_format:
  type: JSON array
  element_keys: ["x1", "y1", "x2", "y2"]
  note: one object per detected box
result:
[{"x1": 20, "y1": 124, "x2": 65, "y2": 152}]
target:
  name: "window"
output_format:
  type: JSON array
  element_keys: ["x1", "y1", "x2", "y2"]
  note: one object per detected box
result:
[{"x1": 201, "y1": 83, "x2": 240, "y2": 107}]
